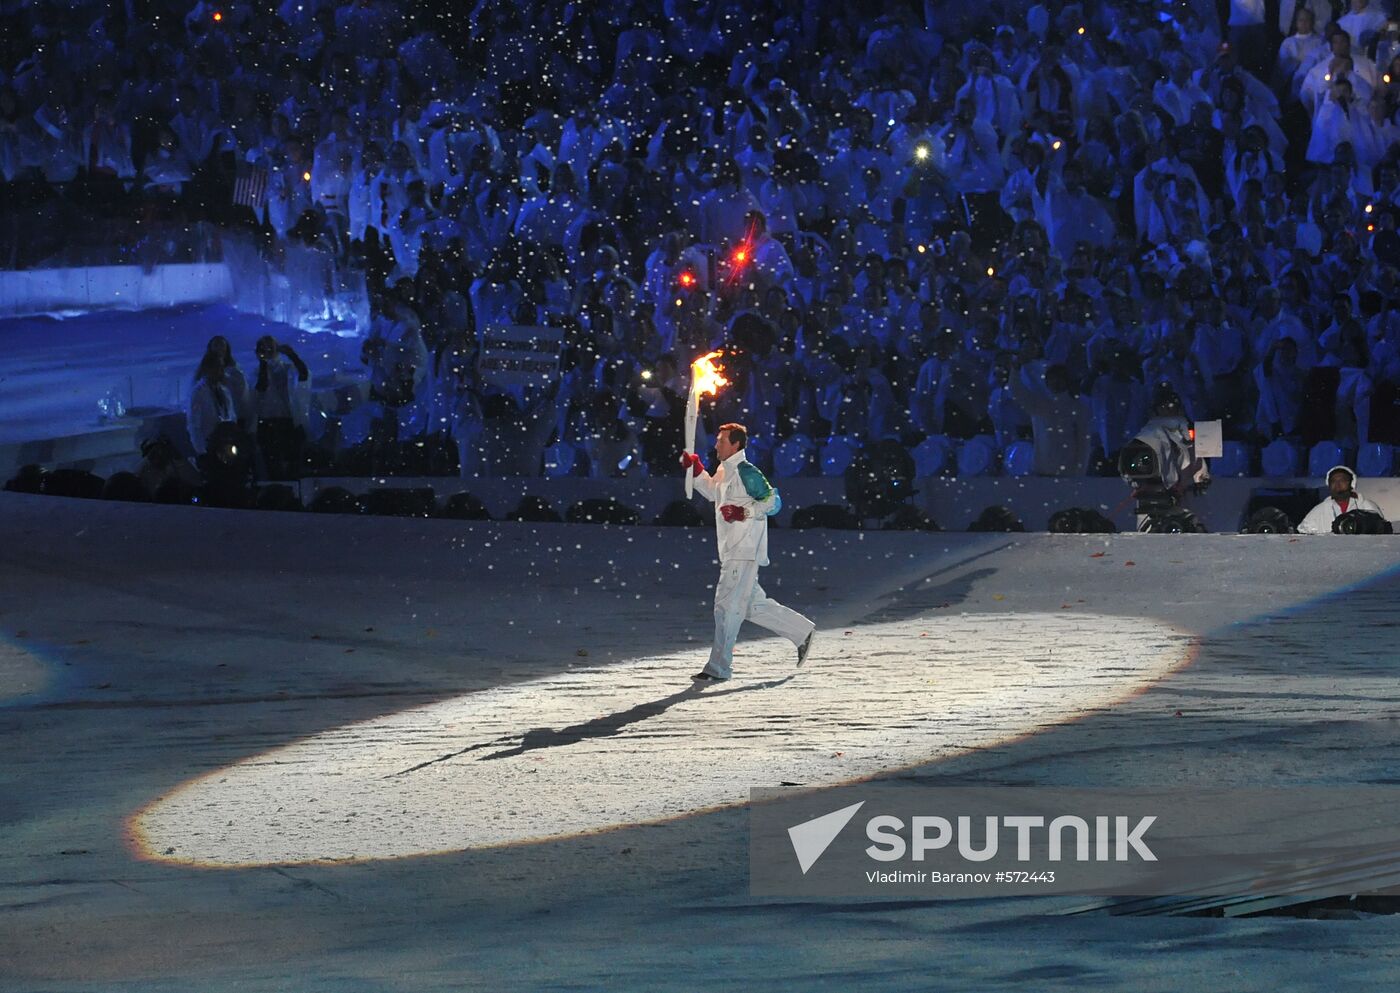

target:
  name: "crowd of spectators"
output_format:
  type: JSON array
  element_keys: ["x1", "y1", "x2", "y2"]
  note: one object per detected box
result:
[{"x1": 5, "y1": 0, "x2": 1400, "y2": 479}]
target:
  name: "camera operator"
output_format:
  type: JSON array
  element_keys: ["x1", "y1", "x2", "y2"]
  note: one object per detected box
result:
[
  {"x1": 1119, "y1": 384, "x2": 1211, "y2": 529},
  {"x1": 1297, "y1": 465, "x2": 1389, "y2": 533}
]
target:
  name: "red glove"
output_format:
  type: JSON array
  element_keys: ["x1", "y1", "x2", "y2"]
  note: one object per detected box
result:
[
  {"x1": 679, "y1": 451, "x2": 705, "y2": 476},
  {"x1": 720, "y1": 504, "x2": 747, "y2": 522}
]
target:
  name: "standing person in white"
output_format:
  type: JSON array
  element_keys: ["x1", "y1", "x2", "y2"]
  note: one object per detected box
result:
[
  {"x1": 253, "y1": 335, "x2": 310, "y2": 480},
  {"x1": 681, "y1": 423, "x2": 816, "y2": 682}
]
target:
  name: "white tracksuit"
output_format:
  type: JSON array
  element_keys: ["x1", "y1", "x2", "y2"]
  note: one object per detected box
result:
[
  {"x1": 692, "y1": 449, "x2": 815, "y2": 679},
  {"x1": 1297, "y1": 465, "x2": 1388, "y2": 534}
]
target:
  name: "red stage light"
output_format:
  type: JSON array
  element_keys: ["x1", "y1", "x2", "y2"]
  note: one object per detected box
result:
[{"x1": 678, "y1": 270, "x2": 697, "y2": 289}]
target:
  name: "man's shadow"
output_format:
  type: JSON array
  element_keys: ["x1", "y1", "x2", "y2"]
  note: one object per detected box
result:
[
  {"x1": 480, "y1": 675, "x2": 797, "y2": 760},
  {"x1": 387, "y1": 675, "x2": 795, "y2": 776}
]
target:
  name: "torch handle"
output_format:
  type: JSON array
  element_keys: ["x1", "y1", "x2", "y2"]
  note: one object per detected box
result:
[{"x1": 683, "y1": 388, "x2": 698, "y2": 499}]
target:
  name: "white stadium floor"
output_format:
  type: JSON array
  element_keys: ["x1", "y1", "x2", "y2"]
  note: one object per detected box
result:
[{"x1": 4, "y1": 492, "x2": 1400, "y2": 990}]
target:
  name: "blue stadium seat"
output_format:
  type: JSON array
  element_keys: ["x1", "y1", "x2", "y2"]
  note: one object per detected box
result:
[
  {"x1": 1260, "y1": 439, "x2": 1302, "y2": 478},
  {"x1": 743, "y1": 438, "x2": 772, "y2": 473},
  {"x1": 1307, "y1": 440, "x2": 1346, "y2": 479},
  {"x1": 956, "y1": 435, "x2": 998, "y2": 477},
  {"x1": 819, "y1": 435, "x2": 862, "y2": 477},
  {"x1": 1212, "y1": 440, "x2": 1253, "y2": 477},
  {"x1": 911, "y1": 435, "x2": 952, "y2": 476},
  {"x1": 1357, "y1": 442, "x2": 1394, "y2": 478},
  {"x1": 773, "y1": 434, "x2": 815, "y2": 478},
  {"x1": 1003, "y1": 440, "x2": 1035, "y2": 477}
]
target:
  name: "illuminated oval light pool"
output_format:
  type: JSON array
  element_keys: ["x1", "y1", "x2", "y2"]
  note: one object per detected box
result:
[{"x1": 131, "y1": 612, "x2": 1194, "y2": 866}]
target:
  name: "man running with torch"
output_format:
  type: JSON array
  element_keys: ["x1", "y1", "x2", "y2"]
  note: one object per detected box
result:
[{"x1": 679, "y1": 353, "x2": 816, "y2": 681}]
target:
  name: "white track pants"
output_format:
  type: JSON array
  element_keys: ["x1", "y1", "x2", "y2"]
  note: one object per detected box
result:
[{"x1": 704, "y1": 559, "x2": 815, "y2": 679}]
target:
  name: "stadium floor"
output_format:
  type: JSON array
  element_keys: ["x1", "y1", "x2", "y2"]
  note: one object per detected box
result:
[{"x1": 3, "y1": 491, "x2": 1400, "y2": 991}]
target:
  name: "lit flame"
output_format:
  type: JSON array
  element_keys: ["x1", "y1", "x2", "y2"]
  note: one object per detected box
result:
[
  {"x1": 678, "y1": 269, "x2": 697, "y2": 288},
  {"x1": 691, "y1": 350, "x2": 729, "y2": 398},
  {"x1": 302, "y1": 171, "x2": 311, "y2": 182},
  {"x1": 212, "y1": 10, "x2": 223, "y2": 21}
]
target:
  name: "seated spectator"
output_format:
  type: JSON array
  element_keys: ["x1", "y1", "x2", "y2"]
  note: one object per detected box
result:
[
  {"x1": 141, "y1": 127, "x2": 192, "y2": 196},
  {"x1": 1352, "y1": 93, "x2": 1398, "y2": 178},
  {"x1": 1308, "y1": 76, "x2": 1364, "y2": 164},
  {"x1": 1281, "y1": 0, "x2": 1335, "y2": 38},
  {"x1": 82, "y1": 93, "x2": 136, "y2": 182},
  {"x1": 137, "y1": 436, "x2": 202, "y2": 501},
  {"x1": 1337, "y1": 0, "x2": 1388, "y2": 54},
  {"x1": 1276, "y1": 8, "x2": 1328, "y2": 100},
  {"x1": 699, "y1": 161, "x2": 758, "y2": 248}
]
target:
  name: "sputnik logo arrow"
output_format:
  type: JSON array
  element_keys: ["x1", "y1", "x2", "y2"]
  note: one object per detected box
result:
[{"x1": 788, "y1": 801, "x2": 865, "y2": 874}]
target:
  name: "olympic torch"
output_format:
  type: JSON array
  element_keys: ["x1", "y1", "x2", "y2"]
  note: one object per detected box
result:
[{"x1": 684, "y1": 350, "x2": 729, "y2": 499}]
